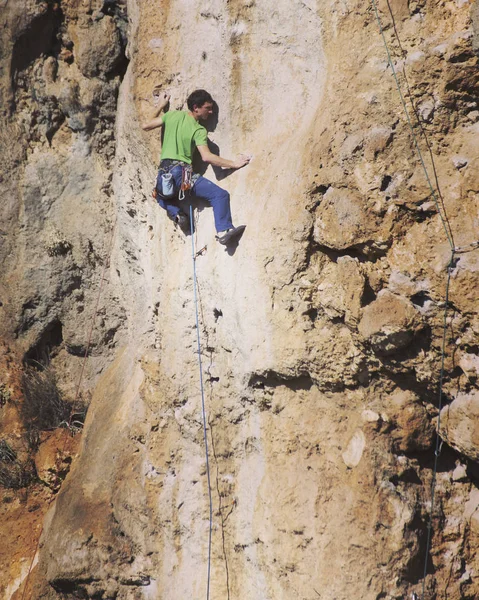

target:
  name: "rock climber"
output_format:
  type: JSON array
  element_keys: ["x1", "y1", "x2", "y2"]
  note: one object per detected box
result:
[{"x1": 142, "y1": 89, "x2": 250, "y2": 244}]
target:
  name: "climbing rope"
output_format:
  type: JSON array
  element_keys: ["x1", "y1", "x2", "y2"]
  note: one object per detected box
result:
[
  {"x1": 20, "y1": 215, "x2": 118, "y2": 600},
  {"x1": 369, "y1": 1, "x2": 477, "y2": 598},
  {"x1": 421, "y1": 253, "x2": 454, "y2": 599},
  {"x1": 370, "y1": 0, "x2": 455, "y2": 252},
  {"x1": 382, "y1": 0, "x2": 455, "y2": 249},
  {"x1": 189, "y1": 205, "x2": 214, "y2": 600}
]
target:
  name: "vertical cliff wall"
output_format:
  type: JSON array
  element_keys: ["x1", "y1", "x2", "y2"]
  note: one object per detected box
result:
[{"x1": 1, "y1": 0, "x2": 479, "y2": 599}]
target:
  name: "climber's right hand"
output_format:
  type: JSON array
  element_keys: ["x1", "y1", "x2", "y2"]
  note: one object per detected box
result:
[{"x1": 234, "y1": 154, "x2": 252, "y2": 169}]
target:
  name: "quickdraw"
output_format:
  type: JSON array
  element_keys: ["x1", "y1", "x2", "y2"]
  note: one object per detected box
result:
[{"x1": 179, "y1": 165, "x2": 194, "y2": 201}]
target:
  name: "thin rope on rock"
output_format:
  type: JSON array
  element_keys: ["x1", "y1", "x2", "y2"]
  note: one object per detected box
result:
[
  {"x1": 420, "y1": 250, "x2": 455, "y2": 600},
  {"x1": 369, "y1": 2, "x2": 467, "y2": 598},
  {"x1": 383, "y1": 0, "x2": 455, "y2": 247},
  {"x1": 370, "y1": 0, "x2": 455, "y2": 251},
  {"x1": 189, "y1": 204, "x2": 214, "y2": 600}
]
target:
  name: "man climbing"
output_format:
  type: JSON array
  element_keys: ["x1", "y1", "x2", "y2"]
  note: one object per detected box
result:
[{"x1": 142, "y1": 89, "x2": 250, "y2": 244}]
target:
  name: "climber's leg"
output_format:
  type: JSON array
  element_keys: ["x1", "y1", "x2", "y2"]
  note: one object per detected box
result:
[{"x1": 191, "y1": 176, "x2": 234, "y2": 233}]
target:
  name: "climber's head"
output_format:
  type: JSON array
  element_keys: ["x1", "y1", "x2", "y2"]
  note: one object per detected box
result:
[{"x1": 187, "y1": 89, "x2": 214, "y2": 121}]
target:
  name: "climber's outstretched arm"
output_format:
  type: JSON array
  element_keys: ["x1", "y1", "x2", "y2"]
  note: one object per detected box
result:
[
  {"x1": 142, "y1": 92, "x2": 170, "y2": 131},
  {"x1": 197, "y1": 145, "x2": 251, "y2": 170},
  {"x1": 142, "y1": 115, "x2": 163, "y2": 131}
]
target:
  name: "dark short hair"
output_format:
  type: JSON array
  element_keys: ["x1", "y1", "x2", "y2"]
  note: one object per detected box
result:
[{"x1": 187, "y1": 89, "x2": 213, "y2": 111}]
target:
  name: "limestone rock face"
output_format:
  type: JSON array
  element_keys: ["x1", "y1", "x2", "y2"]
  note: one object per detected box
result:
[
  {"x1": 472, "y1": 0, "x2": 479, "y2": 56},
  {"x1": 317, "y1": 256, "x2": 365, "y2": 325},
  {"x1": 342, "y1": 429, "x2": 366, "y2": 468},
  {"x1": 1, "y1": 0, "x2": 479, "y2": 600},
  {"x1": 313, "y1": 187, "x2": 384, "y2": 252},
  {"x1": 358, "y1": 291, "x2": 421, "y2": 355},
  {"x1": 76, "y1": 15, "x2": 125, "y2": 79},
  {"x1": 34, "y1": 430, "x2": 80, "y2": 489},
  {"x1": 439, "y1": 392, "x2": 479, "y2": 462},
  {"x1": 387, "y1": 389, "x2": 435, "y2": 453}
]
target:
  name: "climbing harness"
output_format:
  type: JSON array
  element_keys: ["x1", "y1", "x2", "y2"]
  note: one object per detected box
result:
[
  {"x1": 155, "y1": 160, "x2": 198, "y2": 202},
  {"x1": 189, "y1": 204, "x2": 213, "y2": 600},
  {"x1": 370, "y1": 1, "x2": 479, "y2": 598}
]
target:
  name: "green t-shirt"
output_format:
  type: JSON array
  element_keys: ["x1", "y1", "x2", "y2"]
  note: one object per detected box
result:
[{"x1": 160, "y1": 110, "x2": 208, "y2": 164}]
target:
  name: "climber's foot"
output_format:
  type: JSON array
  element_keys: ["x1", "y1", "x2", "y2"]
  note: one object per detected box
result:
[
  {"x1": 173, "y1": 212, "x2": 190, "y2": 234},
  {"x1": 216, "y1": 225, "x2": 246, "y2": 245}
]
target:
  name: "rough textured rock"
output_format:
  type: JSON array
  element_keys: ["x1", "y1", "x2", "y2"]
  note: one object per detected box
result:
[
  {"x1": 439, "y1": 391, "x2": 479, "y2": 462},
  {"x1": 313, "y1": 187, "x2": 385, "y2": 252},
  {"x1": 387, "y1": 389, "x2": 435, "y2": 453},
  {"x1": 358, "y1": 290, "x2": 422, "y2": 355},
  {"x1": 76, "y1": 14, "x2": 125, "y2": 79},
  {"x1": 1, "y1": 0, "x2": 479, "y2": 599},
  {"x1": 317, "y1": 256, "x2": 365, "y2": 325}
]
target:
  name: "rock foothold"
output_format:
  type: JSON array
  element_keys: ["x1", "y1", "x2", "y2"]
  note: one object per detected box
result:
[
  {"x1": 439, "y1": 391, "x2": 479, "y2": 462},
  {"x1": 316, "y1": 256, "x2": 365, "y2": 325},
  {"x1": 76, "y1": 16, "x2": 123, "y2": 79},
  {"x1": 313, "y1": 187, "x2": 378, "y2": 251},
  {"x1": 358, "y1": 291, "x2": 421, "y2": 355},
  {"x1": 387, "y1": 389, "x2": 434, "y2": 453},
  {"x1": 342, "y1": 429, "x2": 366, "y2": 468}
]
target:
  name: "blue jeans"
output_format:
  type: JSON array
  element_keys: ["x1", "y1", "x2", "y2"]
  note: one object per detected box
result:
[{"x1": 156, "y1": 165, "x2": 233, "y2": 232}]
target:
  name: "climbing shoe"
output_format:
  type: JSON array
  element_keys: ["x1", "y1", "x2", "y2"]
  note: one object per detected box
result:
[
  {"x1": 216, "y1": 225, "x2": 246, "y2": 245},
  {"x1": 175, "y1": 212, "x2": 190, "y2": 234}
]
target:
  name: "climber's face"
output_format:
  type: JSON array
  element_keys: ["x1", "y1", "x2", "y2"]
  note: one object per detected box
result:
[{"x1": 193, "y1": 101, "x2": 214, "y2": 121}]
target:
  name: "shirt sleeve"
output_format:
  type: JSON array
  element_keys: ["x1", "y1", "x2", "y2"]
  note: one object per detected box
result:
[
  {"x1": 162, "y1": 111, "x2": 171, "y2": 124},
  {"x1": 193, "y1": 126, "x2": 208, "y2": 147}
]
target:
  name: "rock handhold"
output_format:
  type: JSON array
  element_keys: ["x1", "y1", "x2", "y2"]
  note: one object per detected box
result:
[
  {"x1": 358, "y1": 290, "x2": 421, "y2": 355},
  {"x1": 316, "y1": 256, "x2": 365, "y2": 325},
  {"x1": 34, "y1": 430, "x2": 79, "y2": 489},
  {"x1": 459, "y1": 352, "x2": 479, "y2": 380},
  {"x1": 313, "y1": 187, "x2": 379, "y2": 251},
  {"x1": 342, "y1": 429, "x2": 366, "y2": 468},
  {"x1": 474, "y1": 0, "x2": 479, "y2": 57},
  {"x1": 439, "y1": 391, "x2": 479, "y2": 462},
  {"x1": 387, "y1": 389, "x2": 434, "y2": 453},
  {"x1": 364, "y1": 126, "x2": 393, "y2": 160},
  {"x1": 76, "y1": 16, "x2": 124, "y2": 79}
]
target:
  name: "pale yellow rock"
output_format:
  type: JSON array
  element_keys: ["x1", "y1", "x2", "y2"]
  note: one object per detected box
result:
[
  {"x1": 388, "y1": 389, "x2": 434, "y2": 452},
  {"x1": 440, "y1": 391, "x2": 479, "y2": 462},
  {"x1": 342, "y1": 430, "x2": 366, "y2": 468},
  {"x1": 1, "y1": 0, "x2": 479, "y2": 599},
  {"x1": 358, "y1": 290, "x2": 421, "y2": 355},
  {"x1": 463, "y1": 488, "x2": 479, "y2": 535},
  {"x1": 316, "y1": 256, "x2": 365, "y2": 325},
  {"x1": 452, "y1": 462, "x2": 468, "y2": 482},
  {"x1": 459, "y1": 353, "x2": 479, "y2": 380},
  {"x1": 313, "y1": 187, "x2": 377, "y2": 250},
  {"x1": 362, "y1": 409, "x2": 381, "y2": 423},
  {"x1": 364, "y1": 126, "x2": 394, "y2": 160}
]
